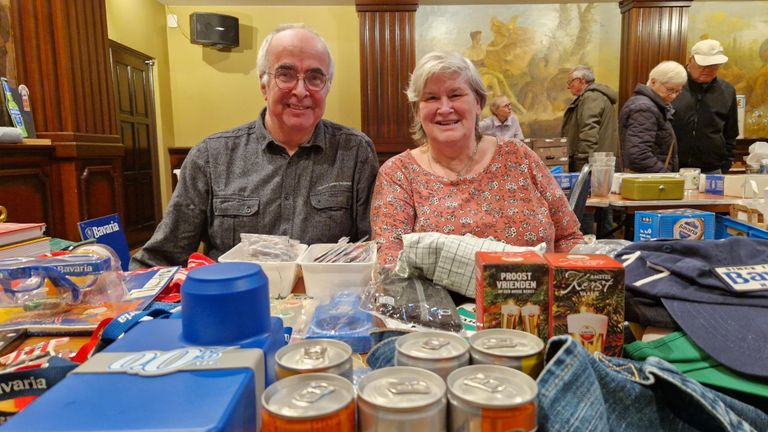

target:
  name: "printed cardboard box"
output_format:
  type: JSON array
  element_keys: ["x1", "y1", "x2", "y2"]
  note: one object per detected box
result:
[
  {"x1": 475, "y1": 251, "x2": 549, "y2": 340},
  {"x1": 634, "y1": 208, "x2": 715, "y2": 241},
  {"x1": 545, "y1": 253, "x2": 625, "y2": 357}
]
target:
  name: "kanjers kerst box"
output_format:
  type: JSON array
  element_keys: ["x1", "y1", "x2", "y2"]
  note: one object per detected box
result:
[{"x1": 545, "y1": 253, "x2": 625, "y2": 357}]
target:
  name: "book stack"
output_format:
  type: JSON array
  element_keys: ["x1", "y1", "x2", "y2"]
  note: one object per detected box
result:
[{"x1": 0, "y1": 222, "x2": 49, "y2": 259}]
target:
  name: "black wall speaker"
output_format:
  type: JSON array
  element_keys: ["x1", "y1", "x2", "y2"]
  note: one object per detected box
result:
[{"x1": 190, "y1": 12, "x2": 239, "y2": 49}]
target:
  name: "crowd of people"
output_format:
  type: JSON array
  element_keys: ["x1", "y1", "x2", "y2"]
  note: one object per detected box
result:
[{"x1": 130, "y1": 24, "x2": 739, "y2": 270}]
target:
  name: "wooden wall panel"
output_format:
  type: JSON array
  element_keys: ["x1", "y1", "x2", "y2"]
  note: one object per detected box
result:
[
  {"x1": 0, "y1": 145, "x2": 52, "y2": 228},
  {"x1": 357, "y1": 2, "x2": 417, "y2": 163},
  {"x1": 619, "y1": 0, "x2": 692, "y2": 108},
  {"x1": 11, "y1": 0, "x2": 118, "y2": 138}
]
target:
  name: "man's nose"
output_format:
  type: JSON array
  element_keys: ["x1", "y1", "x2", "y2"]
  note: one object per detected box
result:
[{"x1": 291, "y1": 77, "x2": 309, "y2": 97}]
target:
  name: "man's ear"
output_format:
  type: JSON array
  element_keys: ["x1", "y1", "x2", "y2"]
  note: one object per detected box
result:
[{"x1": 259, "y1": 76, "x2": 267, "y2": 97}]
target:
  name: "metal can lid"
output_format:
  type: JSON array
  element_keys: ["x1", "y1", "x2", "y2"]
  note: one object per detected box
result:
[
  {"x1": 469, "y1": 329, "x2": 544, "y2": 358},
  {"x1": 262, "y1": 373, "x2": 354, "y2": 419},
  {"x1": 447, "y1": 365, "x2": 537, "y2": 407},
  {"x1": 358, "y1": 366, "x2": 446, "y2": 409},
  {"x1": 276, "y1": 339, "x2": 352, "y2": 372},
  {"x1": 396, "y1": 331, "x2": 469, "y2": 360}
]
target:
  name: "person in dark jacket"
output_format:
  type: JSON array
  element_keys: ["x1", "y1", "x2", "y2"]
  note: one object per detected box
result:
[
  {"x1": 620, "y1": 61, "x2": 687, "y2": 173},
  {"x1": 671, "y1": 39, "x2": 739, "y2": 174}
]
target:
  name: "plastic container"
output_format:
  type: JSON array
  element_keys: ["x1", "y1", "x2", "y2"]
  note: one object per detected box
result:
[
  {"x1": 297, "y1": 243, "x2": 376, "y2": 300},
  {"x1": 219, "y1": 242, "x2": 308, "y2": 298}
]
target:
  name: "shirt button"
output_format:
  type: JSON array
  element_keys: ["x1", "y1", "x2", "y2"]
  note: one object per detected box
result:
[
  {"x1": 243, "y1": 207, "x2": 251, "y2": 214},
  {"x1": 284, "y1": 195, "x2": 290, "y2": 201}
]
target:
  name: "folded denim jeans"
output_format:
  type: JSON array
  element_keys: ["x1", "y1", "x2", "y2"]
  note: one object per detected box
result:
[{"x1": 538, "y1": 336, "x2": 768, "y2": 431}]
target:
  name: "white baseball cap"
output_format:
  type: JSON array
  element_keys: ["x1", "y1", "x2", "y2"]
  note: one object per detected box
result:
[{"x1": 691, "y1": 39, "x2": 729, "y2": 66}]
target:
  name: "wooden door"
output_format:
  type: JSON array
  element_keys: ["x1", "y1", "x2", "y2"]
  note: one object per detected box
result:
[{"x1": 109, "y1": 41, "x2": 160, "y2": 249}]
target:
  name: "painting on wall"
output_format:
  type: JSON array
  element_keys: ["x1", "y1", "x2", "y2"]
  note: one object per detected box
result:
[
  {"x1": 0, "y1": 0, "x2": 15, "y2": 83},
  {"x1": 689, "y1": 2, "x2": 768, "y2": 138},
  {"x1": 416, "y1": 4, "x2": 621, "y2": 138}
]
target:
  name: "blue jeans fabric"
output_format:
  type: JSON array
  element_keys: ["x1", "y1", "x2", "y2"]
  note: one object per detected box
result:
[{"x1": 538, "y1": 336, "x2": 768, "y2": 432}]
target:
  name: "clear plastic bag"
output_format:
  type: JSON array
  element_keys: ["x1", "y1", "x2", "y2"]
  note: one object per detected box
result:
[
  {"x1": 239, "y1": 233, "x2": 300, "y2": 262},
  {"x1": 360, "y1": 268, "x2": 463, "y2": 333}
]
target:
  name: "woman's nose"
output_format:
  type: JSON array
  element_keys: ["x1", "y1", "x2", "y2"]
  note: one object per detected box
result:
[{"x1": 438, "y1": 97, "x2": 453, "y2": 112}]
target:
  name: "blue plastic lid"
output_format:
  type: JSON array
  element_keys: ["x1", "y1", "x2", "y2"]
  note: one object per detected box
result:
[{"x1": 182, "y1": 262, "x2": 270, "y2": 345}]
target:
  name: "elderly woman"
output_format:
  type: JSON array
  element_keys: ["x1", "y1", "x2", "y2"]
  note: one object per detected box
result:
[
  {"x1": 371, "y1": 51, "x2": 583, "y2": 266},
  {"x1": 620, "y1": 61, "x2": 687, "y2": 173}
]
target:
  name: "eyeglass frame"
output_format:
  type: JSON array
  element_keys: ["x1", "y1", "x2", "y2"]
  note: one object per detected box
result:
[
  {"x1": 267, "y1": 66, "x2": 329, "y2": 92},
  {"x1": 566, "y1": 77, "x2": 583, "y2": 87},
  {"x1": 659, "y1": 83, "x2": 684, "y2": 96}
]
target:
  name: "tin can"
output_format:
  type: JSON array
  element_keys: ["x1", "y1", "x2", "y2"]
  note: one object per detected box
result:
[
  {"x1": 447, "y1": 364, "x2": 537, "y2": 432},
  {"x1": 275, "y1": 339, "x2": 353, "y2": 381},
  {"x1": 261, "y1": 372, "x2": 356, "y2": 432},
  {"x1": 395, "y1": 331, "x2": 470, "y2": 380},
  {"x1": 469, "y1": 329, "x2": 545, "y2": 378},
  {"x1": 357, "y1": 366, "x2": 447, "y2": 431}
]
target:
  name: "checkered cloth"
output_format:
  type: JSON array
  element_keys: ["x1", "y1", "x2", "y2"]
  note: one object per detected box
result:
[{"x1": 394, "y1": 233, "x2": 546, "y2": 297}]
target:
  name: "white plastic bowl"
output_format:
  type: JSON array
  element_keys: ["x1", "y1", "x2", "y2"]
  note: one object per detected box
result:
[
  {"x1": 218, "y1": 242, "x2": 308, "y2": 298},
  {"x1": 297, "y1": 243, "x2": 376, "y2": 300}
]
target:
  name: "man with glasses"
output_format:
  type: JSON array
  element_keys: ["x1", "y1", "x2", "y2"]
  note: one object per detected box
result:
[
  {"x1": 479, "y1": 95, "x2": 525, "y2": 140},
  {"x1": 561, "y1": 65, "x2": 619, "y2": 237},
  {"x1": 132, "y1": 24, "x2": 379, "y2": 268},
  {"x1": 671, "y1": 39, "x2": 739, "y2": 174}
]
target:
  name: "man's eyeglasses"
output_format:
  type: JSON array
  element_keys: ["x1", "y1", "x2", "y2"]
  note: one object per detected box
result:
[
  {"x1": 269, "y1": 68, "x2": 328, "y2": 92},
  {"x1": 502, "y1": 103, "x2": 513, "y2": 110},
  {"x1": 566, "y1": 77, "x2": 581, "y2": 87}
]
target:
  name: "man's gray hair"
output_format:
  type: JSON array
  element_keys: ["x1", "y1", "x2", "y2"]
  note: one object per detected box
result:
[
  {"x1": 647, "y1": 60, "x2": 687, "y2": 86},
  {"x1": 406, "y1": 51, "x2": 487, "y2": 146},
  {"x1": 570, "y1": 65, "x2": 595, "y2": 84},
  {"x1": 256, "y1": 24, "x2": 335, "y2": 87}
]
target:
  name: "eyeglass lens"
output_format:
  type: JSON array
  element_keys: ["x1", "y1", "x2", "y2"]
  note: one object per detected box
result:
[{"x1": 273, "y1": 68, "x2": 327, "y2": 91}]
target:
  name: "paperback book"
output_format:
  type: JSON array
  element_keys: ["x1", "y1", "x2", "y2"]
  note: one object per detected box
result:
[{"x1": 0, "y1": 222, "x2": 45, "y2": 247}]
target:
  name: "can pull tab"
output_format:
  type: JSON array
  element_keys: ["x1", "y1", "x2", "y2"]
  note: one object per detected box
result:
[
  {"x1": 301, "y1": 344, "x2": 328, "y2": 363},
  {"x1": 481, "y1": 337, "x2": 517, "y2": 350},
  {"x1": 387, "y1": 380, "x2": 431, "y2": 395},
  {"x1": 464, "y1": 373, "x2": 506, "y2": 393},
  {"x1": 294, "y1": 382, "x2": 336, "y2": 403},
  {"x1": 421, "y1": 337, "x2": 449, "y2": 351}
]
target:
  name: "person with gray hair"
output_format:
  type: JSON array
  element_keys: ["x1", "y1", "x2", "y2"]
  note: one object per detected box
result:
[
  {"x1": 132, "y1": 24, "x2": 378, "y2": 268},
  {"x1": 620, "y1": 60, "x2": 687, "y2": 173},
  {"x1": 371, "y1": 51, "x2": 583, "y2": 266},
  {"x1": 478, "y1": 95, "x2": 525, "y2": 140},
  {"x1": 561, "y1": 64, "x2": 619, "y2": 237}
]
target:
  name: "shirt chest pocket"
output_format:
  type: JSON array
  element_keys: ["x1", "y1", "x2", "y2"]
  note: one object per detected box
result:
[
  {"x1": 310, "y1": 186, "x2": 352, "y2": 211},
  {"x1": 214, "y1": 197, "x2": 260, "y2": 217}
]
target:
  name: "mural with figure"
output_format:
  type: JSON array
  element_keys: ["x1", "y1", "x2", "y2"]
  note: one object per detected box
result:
[
  {"x1": 689, "y1": 2, "x2": 768, "y2": 138},
  {"x1": 416, "y1": 4, "x2": 620, "y2": 138}
]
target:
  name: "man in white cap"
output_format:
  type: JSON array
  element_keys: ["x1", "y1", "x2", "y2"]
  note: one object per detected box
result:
[{"x1": 671, "y1": 39, "x2": 739, "y2": 174}]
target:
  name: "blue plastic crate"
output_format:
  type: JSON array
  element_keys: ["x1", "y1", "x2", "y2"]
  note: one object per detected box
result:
[{"x1": 715, "y1": 214, "x2": 768, "y2": 239}]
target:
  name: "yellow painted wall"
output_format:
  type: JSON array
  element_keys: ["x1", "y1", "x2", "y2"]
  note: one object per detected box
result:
[
  {"x1": 164, "y1": 5, "x2": 361, "y2": 149},
  {"x1": 105, "y1": 3, "x2": 361, "y2": 208},
  {"x1": 105, "y1": 0, "x2": 175, "y2": 206}
]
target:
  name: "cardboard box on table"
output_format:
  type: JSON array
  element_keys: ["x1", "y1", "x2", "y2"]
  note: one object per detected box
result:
[
  {"x1": 634, "y1": 209, "x2": 716, "y2": 241},
  {"x1": 3, "y1": 262, "x2": 286, "y2": 431}
]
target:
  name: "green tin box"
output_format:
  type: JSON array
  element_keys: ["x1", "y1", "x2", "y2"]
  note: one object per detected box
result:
[{"x1": 620, "y1": 177, "x2": 684, "y2": 200}]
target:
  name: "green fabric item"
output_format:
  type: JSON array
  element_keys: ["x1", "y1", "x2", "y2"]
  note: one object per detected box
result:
[{"x1": 625, "y1": 332, "x2": 768, "y2": 398}]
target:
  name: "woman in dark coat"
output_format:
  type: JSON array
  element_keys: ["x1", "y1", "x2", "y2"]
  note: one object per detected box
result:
[{"x1": 620, "y1": 61, "x2": 687, "y2": 173}]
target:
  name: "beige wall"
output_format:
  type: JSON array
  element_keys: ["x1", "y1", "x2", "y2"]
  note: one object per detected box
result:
[{"x1": 106, "y1": 2, "x2": 362, "y2": 207}]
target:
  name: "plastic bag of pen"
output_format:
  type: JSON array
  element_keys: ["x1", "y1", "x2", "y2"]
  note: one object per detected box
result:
[{"x1": 360, "y1": 268, "x2": 463, "y2": 333}]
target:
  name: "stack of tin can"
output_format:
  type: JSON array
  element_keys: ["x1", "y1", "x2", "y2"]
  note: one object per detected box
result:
[{"x1": 261, "y1": 328, "x2": 542, "y2": 431}]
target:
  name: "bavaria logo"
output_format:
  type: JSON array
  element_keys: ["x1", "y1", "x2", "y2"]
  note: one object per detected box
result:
[{"x1": 84, "y1": 221, "x2": 120, "y2": 240}]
